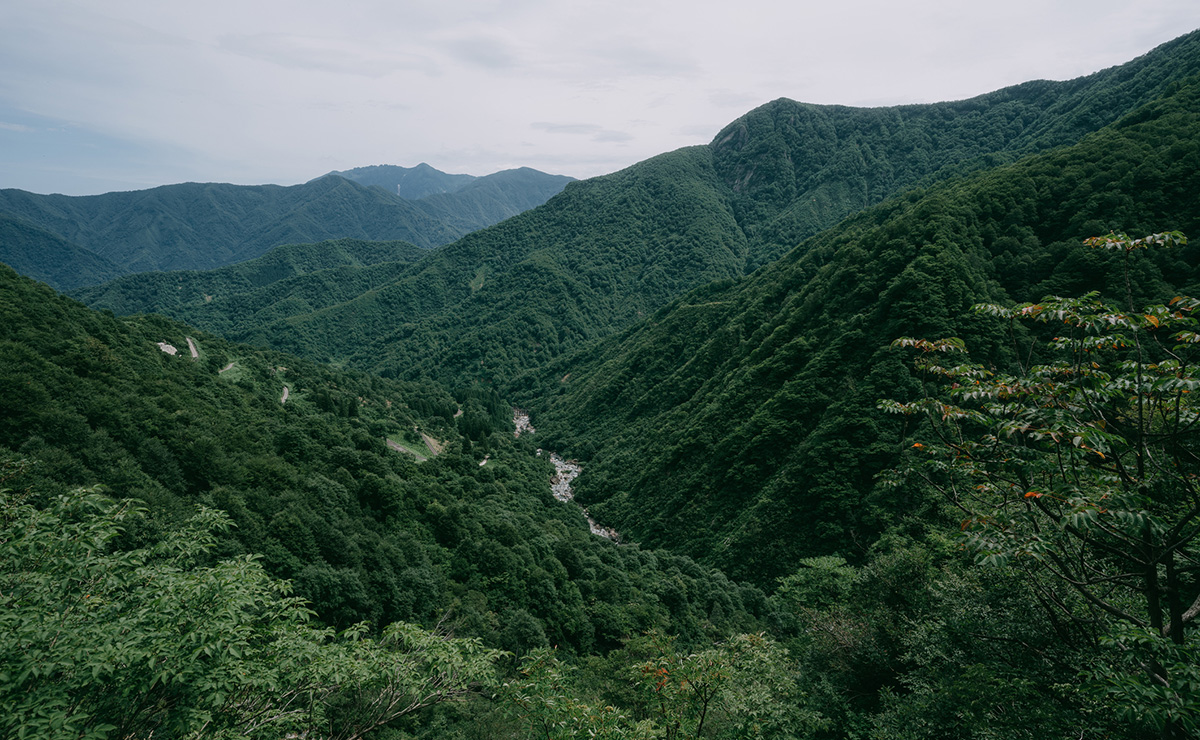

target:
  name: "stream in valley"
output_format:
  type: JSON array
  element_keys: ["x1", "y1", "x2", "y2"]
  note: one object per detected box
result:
[{"x1": 515, "y1": 410, "x2": 619, "y2": 542}]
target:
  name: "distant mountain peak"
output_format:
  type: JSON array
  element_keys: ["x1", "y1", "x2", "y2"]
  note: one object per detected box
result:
[
  {"x1": 318, "y1": 163, "x2": 574, "y2": 201},
  {"x1": 318, "y1": 163, "x2": 477, "y2": 200}
]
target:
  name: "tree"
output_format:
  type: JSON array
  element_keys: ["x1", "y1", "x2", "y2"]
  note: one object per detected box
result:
[
  {"x1": 501, "y1": 648, "x2": 655, "y2": 740},
  {"x1": 0, "y1": 463, "x2": 502, "y2": 740},
  {"x1": 628, "y1": 630, "x2": 816, "y2": 739},
  {"x1": 881, "y1": 231, "x2": 1200, "y2": 736}
]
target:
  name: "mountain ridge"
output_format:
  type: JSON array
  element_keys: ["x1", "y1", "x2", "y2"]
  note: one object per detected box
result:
[
  {"x1": 80, "y1": 29, "x2": 1200, "y2": 392},
  {"x1": 0, "y1": 164, "x2": 572, "y2": 289},
  {"x1": 528, "y1": 72, "x2": 1200, "y2": 583}
]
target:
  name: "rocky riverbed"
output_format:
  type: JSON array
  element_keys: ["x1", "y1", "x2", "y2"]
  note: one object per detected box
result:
[
  {"x1": 515, "y1": 409, "x2": 618, "y2": 542},
  {"x1": 547, "y1": 453, "x2": 619, "y2": 542}
]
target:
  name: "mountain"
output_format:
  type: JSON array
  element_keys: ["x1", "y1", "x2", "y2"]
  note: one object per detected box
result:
[
  {"x1": 0, "y1": 165, "x2": 572, "y2": 290},
  {"x1": 0, "y1": 263, "x2": 764, "y2": 656},
  {"x1": 527, "y1": 71, "x2": 1200, "y2": 585},
  {"x1": 713, "y1": 27, "x2": 1200, "y2": 270},
  {"x1": 86, "y1": 30, "x2": 1200, "y2": 391},
  {"x1": 415, "y1": 167, "x2": 579, "y2": 230},
  {"x1": 320, "y1": 163, "x2": 575, "y2": 226},
  {"x1": 322, "y1": 162, "x2": 478, "y2": 198},
  {"x1": 10, "y1": 31, "x2": 1200, "y2": 740},
  {"x1": 70, "y1": 238, "x2": 427, "y2": 333},
  {"x1": 0, "y1": 212, "x2": 123, "y2": 289}
]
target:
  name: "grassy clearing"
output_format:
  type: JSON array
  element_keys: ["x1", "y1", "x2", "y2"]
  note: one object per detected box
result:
[
  {"x1": 469, "y1": 266, "x2": 487, "y2": 294},
  {"x1": 218, "y1": 361, "x2": 245, "y2": 382},
  {"x1": 386, "y1": 437, "x2": 428, "y2": 462}
]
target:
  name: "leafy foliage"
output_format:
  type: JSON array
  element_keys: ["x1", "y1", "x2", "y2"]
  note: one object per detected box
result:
[
  {"x1": 8, "y1": 31, "x2": 1200, "y2": 740},
  {"x1": 0, "y1": 473, "x2": 502, "y2": 740},
  {"x1": 883, "y1": 232, "x2": 1200, "y2": 736},
  {"x1": 0, "y1": 263, "x2": 765, "y2": 672}
]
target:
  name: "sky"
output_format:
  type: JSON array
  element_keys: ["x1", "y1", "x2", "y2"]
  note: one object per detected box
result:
[{"x1": 2, "y1": 1, "x2": 1199, "y2": 196}]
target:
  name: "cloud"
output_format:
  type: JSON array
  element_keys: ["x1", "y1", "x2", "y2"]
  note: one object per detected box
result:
[
  {"x1": 438, "y1": 35, "x2": 521, "y2": 70},
  {"x1": 531, "y1": 122, "x2": 633, "y2": 143},
  {"x1": 530, "y1": 123, "x2": 603, "y2": 135},
  {"x1": 2, "y1": 0, "x2": 1200, "y2": 194},
  {"x1": 708, "y1": 90, "x2": 761, "y2": 109},
  {"x1": 219, "y1": 33, "x2": 438, "y2": 77}
]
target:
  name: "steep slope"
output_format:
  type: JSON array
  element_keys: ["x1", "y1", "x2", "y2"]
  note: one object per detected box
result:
[
  {"x1": 93, "y1": 31, "x2": 1200, "y2": 390},
  {"x1": 0, "y1": 264, "x2": 765, "y2": 653},
  {"x1": 527, "y1": 75, "x2": 1200, "y2": 585},
  {"x1": 714, "y1": 28, "x2": 1200, "y2": 268},
  {"x1": 0, "y1": 212, "x2": 122, "y2": 290},
  {"x1": 72, "y1": 238, "x2": 426, "y2": 333},
  {"x1": 241, "y1": 147, "x2": 747, "y2": 374}
]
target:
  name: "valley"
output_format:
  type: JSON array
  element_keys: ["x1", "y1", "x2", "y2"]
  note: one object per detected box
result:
[{"x1": 3, "y1": 28, "x2": 1200, "y2": 740}]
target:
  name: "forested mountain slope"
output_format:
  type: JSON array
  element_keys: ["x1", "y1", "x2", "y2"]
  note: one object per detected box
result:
[
  {"x1": 0, "y1": 166, "x2": 570, "y2": 289},
  {"x1": 717, "y1": 28, "x2": 1200, "y2": 268},
  {"x1": 239, "y1": 146, "x2": 749, "y2": 376},
  {"x1": 83, "y1": 30, "x2": 1200, "y2": 391},
  {"x1": 414, "y1": 166, "x2": 578, "y2": 231},
  {"x1": 0, "y1": 212, "x2": 123, "y2": 289},
  {"x1": 527, "y1": 74, "x2": 1200, "y2": 585},
  {"x1": 323, "y1": 162, "x2": 478, "y2": 198},
  {"x1": 71, "y1": 238, "x2": 427, "y2": 333},
  {"x1": 0, "y1": 264, "x2": 764, "y2": 659}
]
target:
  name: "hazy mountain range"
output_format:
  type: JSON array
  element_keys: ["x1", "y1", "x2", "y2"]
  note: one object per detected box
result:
[{"x1": 0, "y1": 164, "x2": 572, "y2": 289}]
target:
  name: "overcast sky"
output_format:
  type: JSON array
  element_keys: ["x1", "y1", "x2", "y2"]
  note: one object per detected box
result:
[{"x1": 2, "y1": 1, "x2": 1199, "y2": 196}]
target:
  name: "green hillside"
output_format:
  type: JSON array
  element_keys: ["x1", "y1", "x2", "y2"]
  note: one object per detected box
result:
[
  {"x1": 5, "y1": 268, "x2": 1162, "y2": 738},
  {"x1": 240, "y1": 146, "x2": 748, "y2": 373},
  {"x1": 0, "y1": 212, "x2": 122, "y2": 288},
  {"x1": 414, "y1": 166, "x2": 579, "y2": 228},
  {"x1": 8, "y1": 31, "x2": 1200, "y2": 740},
  {"x1": 529, "y1": 73, "x2": 1200, "y2": 585},
  {"x1": 95, "y1": 30, "x2": 1200, "y2": 392},
  {"x1": 717, "y1": 28, "x2": 1200, "y2": 268},
  {"x1": 0, "y1": 166, "x2": 571, "y2": 289},
  {"x1": 72, "y1": 238, "x2": 427, "y2": 333},
  {"x1": 2, "y1": 261, "x2": 770, "y2": 651}
]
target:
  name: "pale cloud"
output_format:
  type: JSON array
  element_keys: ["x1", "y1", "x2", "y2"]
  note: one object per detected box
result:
[
  {"x1": 531, "y1": 122, "x2": 634, "y2": 143},
  {"x1": 438, "y1": 35, "x2": 523, "y2": 70},
  {"x1": 219, "y1": 33, "x2": 439, "y2": 77},
  {"x1": 708, "y1": 91, "x2": 761, "y2": 109},
  {"x1": 0, "y1": 0, "x2": 1198, "y2": 194}
]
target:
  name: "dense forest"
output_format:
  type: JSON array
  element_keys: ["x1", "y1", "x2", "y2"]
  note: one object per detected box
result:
[
  {"x1": 0, "y1": 164, "x2": 570, "y2": 289},
  {"x1": 531, "y1": 70, "x2": 1200, "y2": 585},
  {"x1": 72, "y1": 238, "x2": 430, "y2": 333},
  {"x1": 0, "y1": 266, "x2": 780, "y2": 737},
  {"x1": 4, "y1": 29, "x2": 1200, "y2": 740}
]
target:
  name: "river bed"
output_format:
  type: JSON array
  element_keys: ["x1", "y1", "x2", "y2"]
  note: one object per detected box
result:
[{"x1": 515, "y1": 409, "x2": 618, "y2": 542}]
